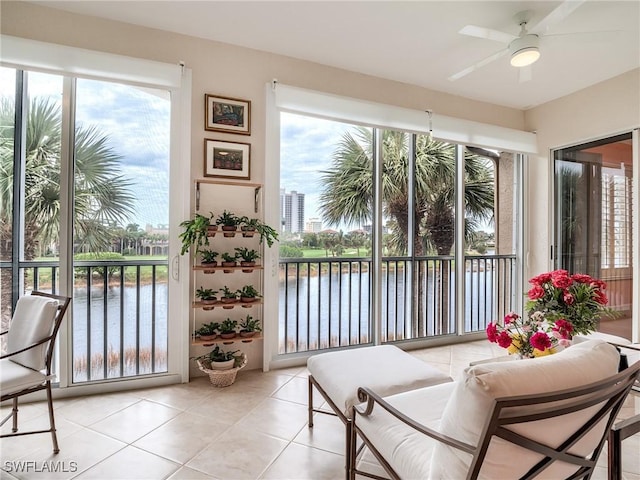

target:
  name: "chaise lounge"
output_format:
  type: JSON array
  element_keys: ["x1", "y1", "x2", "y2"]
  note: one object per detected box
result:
[{"x1": 348, "y1": 339, "x2": 640, "y2": 479}]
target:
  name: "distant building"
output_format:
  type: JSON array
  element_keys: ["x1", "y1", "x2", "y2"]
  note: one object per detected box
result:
[
  {"x1": 305, "y1": 217, "x2": 323, "y2": 233},
  {"x1": 280, "y1": 189, "x2": 305, "y2": 233}
]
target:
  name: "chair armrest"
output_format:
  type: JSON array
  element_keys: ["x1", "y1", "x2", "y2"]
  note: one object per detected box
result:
[
  {"x1": 354, "y1": 386, "x2": 476, "y2": 455},
  {"x1": 0, "y1": 335, "x2": 53, "y2": 360},
  {"x1": 0, "y1": 330, "x2": 7, "y2": 336}
]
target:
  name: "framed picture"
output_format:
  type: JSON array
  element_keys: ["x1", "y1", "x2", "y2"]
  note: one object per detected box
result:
[
  {"x1": 204, "y1": 139, "x2": 250, "y2": 179},
  {"x1": 205, "y1": 94, "x2": 251, "y2": 135}
]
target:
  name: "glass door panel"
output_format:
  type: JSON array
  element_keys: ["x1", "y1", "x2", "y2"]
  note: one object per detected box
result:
[
  {"x1": 278, "y1": 113, "x2": 373, "y2": 353},
  {"x1": 72, "y1": 79, "x2": 170, "y2": 382},
  {"x1": 554, "y1": 134, "x2": 634, "y2": 340}
]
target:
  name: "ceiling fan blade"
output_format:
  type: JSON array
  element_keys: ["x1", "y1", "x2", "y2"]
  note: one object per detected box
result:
[
  {"x1": 448, "y1": 48, "x2": 509, "y2": 81},
  {"x1": 459, "y1": 25, "x2": 517, "y2": 44},
  {"x1": 543, "y1": 30, "x2": 622, "y2": 41},
  {"x1": 529, "y1": 0, "x2": 586, "y2": 35},
  {"x1": 519, "y1": 65, "x2": 532, "y2": 83}
]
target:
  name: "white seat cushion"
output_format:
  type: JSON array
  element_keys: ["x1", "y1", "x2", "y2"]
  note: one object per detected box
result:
[
  {"x1": 430, "y1": 339, "x2": 620, "y2": 479},
  {"x1": 307, "y1": 345, "x2": 451, "y2": 417},
  {"x1": 6, "y1": 295, "x2": 59, "y2": 371},
  {"x1": 0, "y1": 359, "x2": 49, "y2": 396},
  {"x1": 357, "y1": 381, "x2": 456, "y2": 479}
]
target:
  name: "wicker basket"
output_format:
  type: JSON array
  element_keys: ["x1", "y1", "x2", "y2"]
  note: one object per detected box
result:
[{"x1": 197, "y1": 354, "x2": 248, "y2": 387}]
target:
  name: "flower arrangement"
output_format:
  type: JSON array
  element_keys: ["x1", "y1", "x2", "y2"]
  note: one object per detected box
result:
[
  {"x1": 526, "y1": 269, "x2": 612, "y2": 336},
  {"x1": 487, "y1": 311, "x2": 573, "y2": 358},
  {"x1": 487, "y1": 270, "x2": 613, "y2": 358}
]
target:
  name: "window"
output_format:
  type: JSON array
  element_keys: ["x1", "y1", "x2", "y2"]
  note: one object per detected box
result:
[
  {"x1": 267, "y1": 85, "x2": 528, "y2": 365},
  {"x1": 1, "y1": 37, "x2": 191, "y2": 389}
]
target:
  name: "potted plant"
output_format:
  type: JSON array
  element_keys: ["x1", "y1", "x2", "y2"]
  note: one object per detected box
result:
[
  {"x1": 239, "y1": 217, "x2": 258, "y2": 238},
  {"x1": 216, "y1": 210, "x2": 241, "y2": 237},
  {"x1": 218, "y1": 318, "x2": 238, "y2": 339},
  {"x1": 196, "y1": 286, "x2": 217, "y2": 310},
  {"x1": 238, "y1": 285, "x2": 261, "y2": 305},
  {"x1": 198, "y1": 345, "x2": 240, "y2": 370},
  {"x1": 235, "y1": 247, "x2": 260, "y2": 272},
  {"x1": 219, "y1": 286, "x2": 238, "y2": 309},
  {"x1": 179, "y1": 212, "x2": 215, "y2": 255},
  {"x1": 239, "y1": 315, "x2": 262, "y2": 338},
  {"x1": 195, "y1": 321, "x2": 219, "y2": 341},
  {"x1": 200, "y1": 249, "x2": 218, "y2": 274},
  {"x1": 220, "y1": 251, "x2": 238, "y2": 273}
]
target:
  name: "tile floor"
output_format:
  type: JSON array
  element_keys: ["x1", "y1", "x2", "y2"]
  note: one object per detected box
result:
[{"x1": 1, "y1": 340, "x2": 639, "y2": 480}]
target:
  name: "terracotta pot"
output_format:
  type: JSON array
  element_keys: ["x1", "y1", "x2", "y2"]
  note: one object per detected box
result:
[
  {"x1": 207, "y1": 225, "x2": 218, "y2": 237},
  {"x1": 201, "y1": 299, "x2": 217, "y2": 310},
  {"x1": 239, "y1": 330, "x2": 256, "y2": 338},
  {"x1": 222, "y1": 226, "x2": 237, "y2": 237},
  {"x1": 221, "y1": 261, "x2": 236, "y2": 273},
  {"x1": 202, "y1": 261, "x2": 217, "y2": 274},
  {"x1": 241, "y1": 227, "x2": 256, "y2": 238},
  {"x1": 199, "y1": 334, "x2": 217, "y2": 341},
  {"x1": 240, "y1": 261, "x2": 255, "y2": 273},
  {"x1": 221, "y1": 297, "x2": 236, "y2": 309},
  {"x1": 219, "y1": 332, "x2": 236, "y2": 340}
]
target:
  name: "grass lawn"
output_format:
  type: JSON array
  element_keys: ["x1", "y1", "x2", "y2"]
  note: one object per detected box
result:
[{"x1": 297, "y1": 248, "x2": 367, "y2": 258}]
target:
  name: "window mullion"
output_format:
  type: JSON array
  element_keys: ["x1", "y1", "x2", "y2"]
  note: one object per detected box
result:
[
  {"x1": 455, "y1": 145, "x2": 466, "y2": 335},
  {"x1": 11, "y1": 70, "x2": 27, "y2": 310},
  {"x1": 57, "y1": 76, "x2": 76, "y2": 388},
  {"x1": 372, "y1": 128, "x2": 383, "y2": 345}
]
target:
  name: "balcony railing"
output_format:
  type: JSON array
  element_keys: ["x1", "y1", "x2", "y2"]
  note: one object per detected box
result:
[
  {"x1": 279, "y1": 254, "x2": 516, "y2": 354},
  {"x1": 0, "y1": 259, "x2": 168, "y2": 383}
]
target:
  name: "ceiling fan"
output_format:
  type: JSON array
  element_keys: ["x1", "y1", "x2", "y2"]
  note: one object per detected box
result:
[{"x1": 448, "y1": 0, "x2": 586, "y2": 82}]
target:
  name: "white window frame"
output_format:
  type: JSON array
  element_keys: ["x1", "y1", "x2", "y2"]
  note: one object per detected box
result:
[
  {"x1": 1, "y1": 35, "x2": 192, "y2": 394},
  {"x1": 264, "y1": 82, "x2": 535, "y2": 370}
]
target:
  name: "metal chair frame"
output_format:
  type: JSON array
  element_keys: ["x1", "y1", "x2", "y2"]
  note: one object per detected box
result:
[
  {"x1": 0, "y1": 291, "x2": 71, "y2": 454},
  {"x1": 350, "y1": 361, "x2": 640, "y2": 480}
]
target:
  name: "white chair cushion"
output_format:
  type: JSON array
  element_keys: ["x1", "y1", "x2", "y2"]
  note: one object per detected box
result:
[
  {"x1": 307, "y1": 345, "x2": 451, "y2": 417},
  {"x1": 0, "y1": 358, "x2": 49, "y2": 396},
  {"x1": 357, "y1": 382, "x2": 456, "y2": 479},
  {"x1": 430, "y1": 339, "x2": 620, "y2": 480},
  {"x1": 6, "y1": 295, "x2": 59, "y2": 371}
]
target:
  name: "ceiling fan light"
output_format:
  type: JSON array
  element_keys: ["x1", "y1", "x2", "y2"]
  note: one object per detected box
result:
[
  {"x1": 510, "y1": 47, "x2": 540, "y2": 67},
  {"x1": 509, "y1": 34, "x2": 540, "y2": 67}
]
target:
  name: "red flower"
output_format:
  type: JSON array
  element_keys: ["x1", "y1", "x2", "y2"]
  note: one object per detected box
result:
[
  {"x1": 527, "y1": 285, "x2": 545, "y2": 300},
  {"x1": 530, "y1": 272, "x2": 552, "y2": 285},
  {"x1": 504, "y1": 312, "x2": 519, "y2": 325},
  {"x1": 552, "y1": 319, "x2": 574, "y2": 339},
  {"x1": 563, "y1": 292, "x2": 575, "y2": 305},
  {"x1": 486, "y1": 322, "x2": 498, "y2": 343},
  {"x1": 530, "y1": 331, "x2": 552, "y2": 351},
  {"x1": 593, "y1": 280, "x2": 607, "y2": 290},
  {"x1": 497, "y1": 331, "x2": 513, "y2": 349},
  {"x1": 551, "y1": 270, "x2": 572, "y2": 289},
  {"x1": 594, "y1": 290, "x2": 608, "y2": 305},
  {"x1": 572, "y1": 273, "x2": 593, "y2": 284}
]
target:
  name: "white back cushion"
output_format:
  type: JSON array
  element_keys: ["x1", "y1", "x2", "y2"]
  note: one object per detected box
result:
[
  {"x1": 6, "y1": 295, "x2": 59, "y2": 371},
  {"x1": 430, "y1": 340, "x2": 619, "y2": 479}
]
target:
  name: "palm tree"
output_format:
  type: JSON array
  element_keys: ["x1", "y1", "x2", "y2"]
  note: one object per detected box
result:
[
  {"x1": 319, "y1": 128, "x2": 495, "y2": 334},
  {"x1": 1, "y1": 97, "x2": 134, "y2": 320}
]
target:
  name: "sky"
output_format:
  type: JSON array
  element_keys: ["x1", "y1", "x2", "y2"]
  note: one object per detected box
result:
[
  {"x1": 280, "y1": 112, "x2": 369, "y2": 231},
  {"x1": 0, "y1": 67, "x2": 170, "y2": 230}
]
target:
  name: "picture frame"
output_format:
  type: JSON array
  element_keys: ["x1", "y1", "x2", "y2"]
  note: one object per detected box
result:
[
  {"x1": 205, "y1": 94, "x2": 251, "y2": 135},
  {"x1": 204, "y1": 139, "x2": 250, "y2": 179}
]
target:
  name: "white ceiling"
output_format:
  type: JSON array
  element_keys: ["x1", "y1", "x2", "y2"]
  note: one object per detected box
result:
[{"x1": 32, "y1": 0, "x2": 640, "y2": 110}]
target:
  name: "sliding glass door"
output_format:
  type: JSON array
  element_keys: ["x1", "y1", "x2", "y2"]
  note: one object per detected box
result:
[
  {"x1": 1, "y1": 67, "x2": 173, "y2": 384},
  {"x1": 554, "y1": 133, "x2": 634, "y2": 340}
]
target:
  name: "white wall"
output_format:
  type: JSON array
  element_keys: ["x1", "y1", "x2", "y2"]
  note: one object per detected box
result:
[{"x1": 525, "y1": 69, "x2": 640, "y2": 341}]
